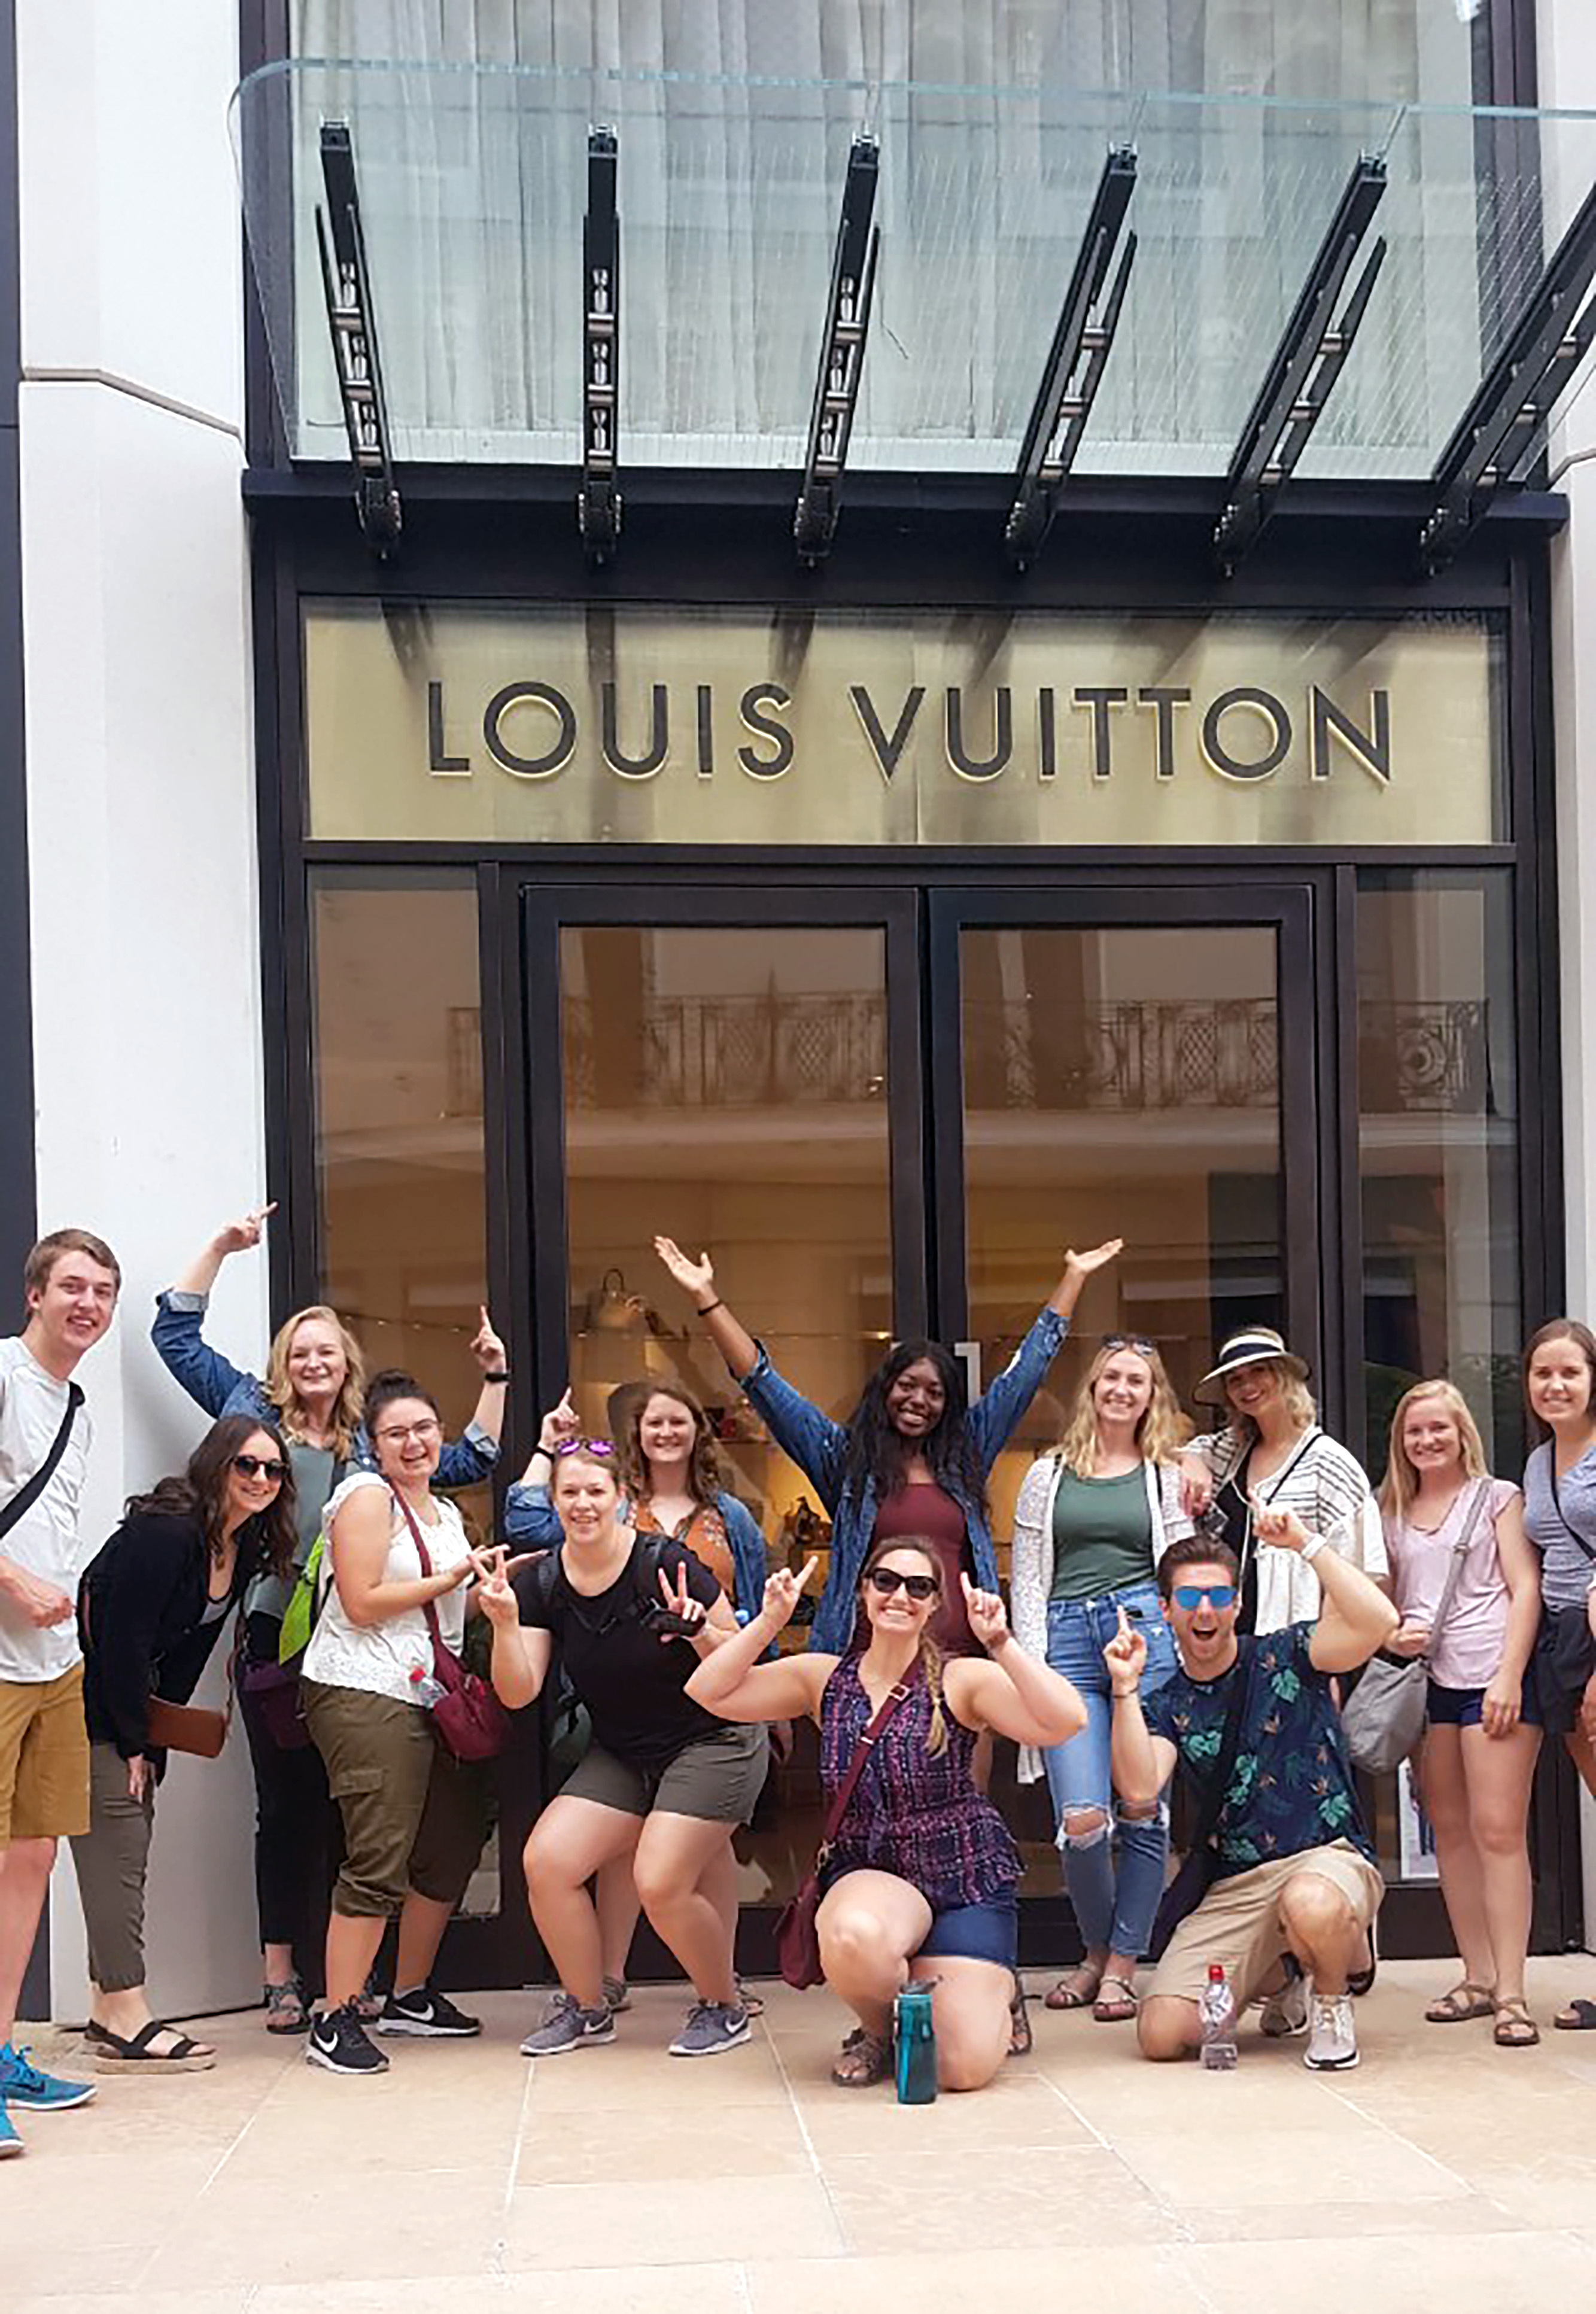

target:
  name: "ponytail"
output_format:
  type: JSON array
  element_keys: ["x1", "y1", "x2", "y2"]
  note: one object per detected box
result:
[{"x1": 919, "y1": 1632, "x2": 949, "y2": 1757}]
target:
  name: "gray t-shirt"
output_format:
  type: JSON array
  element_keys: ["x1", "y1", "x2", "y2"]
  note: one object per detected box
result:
[{"x1": 1521, "y1": 1442, "x2": 1596, "y2": 1611}]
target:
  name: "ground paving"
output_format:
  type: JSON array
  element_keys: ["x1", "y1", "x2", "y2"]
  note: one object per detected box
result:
[{"x1": 6, "y1": 1959, "x2": 1596, "y2": 2312}]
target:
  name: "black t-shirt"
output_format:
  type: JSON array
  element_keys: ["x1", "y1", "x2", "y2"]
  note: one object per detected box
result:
[
  {"x1": 1215, "y1": 1449, "x2": 1260, "y2": 1634},
  {"x1": 515, "y1": 1534, "x2": 723, "y2": 1770}
]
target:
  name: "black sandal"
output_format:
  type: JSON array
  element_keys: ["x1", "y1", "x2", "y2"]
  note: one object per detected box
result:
[
  {"x1": 89, "y1": 2020, "x2": 216, "y2": 2071},
  {"x1": 1553, "y1": 1997, "x2": 1596, "y2": 2031}
]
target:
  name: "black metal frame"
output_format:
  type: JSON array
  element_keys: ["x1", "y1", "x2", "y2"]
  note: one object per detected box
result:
[
  {"x1": 792, "y1": 132, "x2": 880, "y2": 566},
  {"x1": 314, "y1": 121, "x2": 402, "y2": 557},
  {"x1": 577, "y1": 126, "x2": 621, "y2": 565}
]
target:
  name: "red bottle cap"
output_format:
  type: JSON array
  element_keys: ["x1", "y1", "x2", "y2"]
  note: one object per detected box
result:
[{"x1": 1208, "y1": 1963, "x2": 1225, "y2": 1982}]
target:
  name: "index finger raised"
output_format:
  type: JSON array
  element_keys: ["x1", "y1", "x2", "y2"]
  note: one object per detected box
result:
[{"x1": 793, "y1": 1553, "x2": 820, "y2": 1595}]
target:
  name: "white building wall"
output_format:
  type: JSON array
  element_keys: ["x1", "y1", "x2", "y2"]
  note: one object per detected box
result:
[
  {"x1": 16, "y1": 2, "x2": 266, "y2": 2018},
  {"x1": 1540, "y1": 0, "x2": 1596, "y2": 1952}
]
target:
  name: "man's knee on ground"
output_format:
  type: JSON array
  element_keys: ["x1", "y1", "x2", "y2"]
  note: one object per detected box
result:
[{"x1": 1137, "y1": 1996, "x2": 1195, "y2": 2063}]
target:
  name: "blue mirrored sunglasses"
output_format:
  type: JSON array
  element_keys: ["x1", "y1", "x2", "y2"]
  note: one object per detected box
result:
[{"x1": 1172, "y1": 1583, "x2": 1237, "y2": 1612}]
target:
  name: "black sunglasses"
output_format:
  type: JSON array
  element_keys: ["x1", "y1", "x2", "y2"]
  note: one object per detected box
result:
[
  {"x1": 1102, "y1": 1334, "x2": 1157, "y2": 1357},
  {"x1": 866, "y1": 1567, "x2": 941, "y2": 1602},
  {"x1": 233, "y1": 1452, "x2": 288, "y2": 1483}
]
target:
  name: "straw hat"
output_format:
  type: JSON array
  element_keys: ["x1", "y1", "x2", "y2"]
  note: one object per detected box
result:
[{"x1": 1193, "y1": 1325, "x2": 1310, "y2": 1406}]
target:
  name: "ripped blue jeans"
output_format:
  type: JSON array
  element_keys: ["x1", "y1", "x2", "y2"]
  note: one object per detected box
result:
[{"x1": 1042, "y1": 1583, "x2": 1176, "y2": 1961}]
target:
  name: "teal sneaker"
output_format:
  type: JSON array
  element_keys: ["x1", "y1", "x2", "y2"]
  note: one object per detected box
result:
[
  {"x1": 0, "y1": 2041, "x2": 98, "y2": 2110},
  {"x1": 0, "y1": 2098, "x2": 21, "y2": 2157}
]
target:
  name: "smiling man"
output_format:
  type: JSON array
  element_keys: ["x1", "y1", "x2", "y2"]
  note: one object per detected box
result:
[
  {"x1": 1106, "y1": 1511, "x2": 1397, "y2": 2071},
  {"x1": 0, "y1": 1229, "x2": 121, "y2": 2154}
]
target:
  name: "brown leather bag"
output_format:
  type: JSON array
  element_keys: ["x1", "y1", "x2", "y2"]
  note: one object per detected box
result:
[{"x1": 144, "y1": 1695, "x2": 230, "y2": 1759}]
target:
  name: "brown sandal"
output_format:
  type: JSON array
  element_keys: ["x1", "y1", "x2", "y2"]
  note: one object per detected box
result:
[
  {"x1": 1492, "y1": 1997, "x2": 1540, "y2": 2048},
  {"x1": 1092, "y1": 1975, "x2": 1141, "y2": 2024},
  {"x1": 1008, "y1": 1975, "x2": 1032, "y2": 2057},
  {"x1": 1424, "y1": 1981, "x2": 1495, "y2": 2023},
  {"x1": 1044, "y1": 1964, "x2": 1103, "y2": 2012},
  {"x1": 831, "y1": 2026, "x2": 892, "y2": 2088}
]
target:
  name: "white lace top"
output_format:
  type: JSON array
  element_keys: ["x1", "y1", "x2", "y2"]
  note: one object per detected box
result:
[{"x1": 302, "y1": 1471, "x2": 472, "y2": 1707}]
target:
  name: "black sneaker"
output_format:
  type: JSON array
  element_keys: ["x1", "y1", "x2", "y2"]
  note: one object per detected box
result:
[
  {"x1": 375, "y1": 1986, "x2": 482, "y2": 2038},
  {"x1": 306, "y1": 2003, "x2": 390, "y2": 2075}
]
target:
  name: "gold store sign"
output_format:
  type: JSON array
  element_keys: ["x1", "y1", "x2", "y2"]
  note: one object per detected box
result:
[{"x1": 303, "y1": 603, "x2": 1500, "y2": 847}]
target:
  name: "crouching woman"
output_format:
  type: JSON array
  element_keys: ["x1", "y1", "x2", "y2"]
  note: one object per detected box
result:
[{"x1": 685, "y1": 1537, "x2": 1087, "y2": 2091}]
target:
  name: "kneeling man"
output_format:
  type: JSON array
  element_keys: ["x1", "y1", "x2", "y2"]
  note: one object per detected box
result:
[{"x1": 1107, "y1": 1507, "x2": 1397, "y2": 2070}]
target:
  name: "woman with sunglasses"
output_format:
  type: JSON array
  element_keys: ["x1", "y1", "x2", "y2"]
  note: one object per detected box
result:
[
  {"x1": 653, "y1": 1234, "x2": 1122, "y2": 1658},
  {"x1": 1378, "y1": 1380, "x2": 1541, "y2": 2047},
  {"x1": 71, "y1": 1415, "x2": 297, "y2": 2070},
  {"x1": 1010, "y1": 1335, "x2": 1193, "y2": 2023},
  {"x1": 504, "y1": 1382, "x2": 773, "y2": 2010},
  {"x1": 684, "y1": 1537, "x2": 1086, "y2": 2090},
  {"x1": 300, "y1": 1372, "x2": 498, "y2": 2078},
  {"x1": 151, "y1": 1206, "x2": 507, "y2": 2033},
  {"x1": 481, "y1": 1439, "x2": 767, "y2": 2061}
]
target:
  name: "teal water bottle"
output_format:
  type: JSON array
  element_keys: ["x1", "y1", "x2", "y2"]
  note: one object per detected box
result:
[{"x1": 893, "y1": 1982, "x2": 937, "y2": 2104}]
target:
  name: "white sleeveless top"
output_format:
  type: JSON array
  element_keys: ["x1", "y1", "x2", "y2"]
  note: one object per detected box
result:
[{"x1": 303, "y1": 1470, "x2": 472, "y2": 1707}]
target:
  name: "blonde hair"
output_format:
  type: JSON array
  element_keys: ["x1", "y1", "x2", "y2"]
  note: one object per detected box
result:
[
  {"x1": 1378, "y1": 1379, "x2": 1489, "y2": 1519},
  {"x1": 1223, "y1": 1358, "x2": 1317, "y2": 1442},
  {"x1": 859, "y1": 1538, "x2": 949, "y2": 1756},
  {"x1": 264, "y1": 1305, "x2": 366, "y2": 1462},
  {"x1": 1054, "y1": 1340, "x2": 1189, "y2": 1476}
]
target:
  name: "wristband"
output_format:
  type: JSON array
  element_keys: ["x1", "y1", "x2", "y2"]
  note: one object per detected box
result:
[
  {"x1": 697, "y1": 1298, "x2": 725, "y2": 1316},
  {"x1": 482, "y1": 1370, "x2": 510, "y2": 1385},
  {"x1": 1300, "y1": 1534, "x2": 1326, "y2": 1564}
]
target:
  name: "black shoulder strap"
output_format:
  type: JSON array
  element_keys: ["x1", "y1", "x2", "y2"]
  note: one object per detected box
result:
[
  {"x1": 1194, "y1": 1638, "x2": 1254, "y2": 1854},
  {"x1": 631, "y1": 1531, "x2": 672, "y2": 1611},
  {"x1": 1548, "y1": 1466, "x2": 1596, "y2": 1563},
  {"x1": 516, "y1": 1548, "x2": 563, "y2": 1622},
  {"x1": 0, "y1": 1382, "x2": 83, "y2": 1545}
]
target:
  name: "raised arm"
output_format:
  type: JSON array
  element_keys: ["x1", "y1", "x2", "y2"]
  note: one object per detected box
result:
[
  {"x1": 1104, "y1": 1610, "x2": 1178, "y2": 1813},
  {"x1": 1045, "y1": 1237, "x2": 1125, "y2": 1320},
  {"x1": 458, "y1": 1306, "x2": 509, "y2": 1455},
  {"x1": 966, "y1": 1241, "x2": 1124, "y2": 1467},
  {"x1": 151, "y1": 1208, "x2": 275, "y2": 1416},
  {"x1": 653, "y1": 1237, "x2": 759, "y2": 1380},
  {"x1": 944, "y1": 1577, "x2": 1087, "y2": 1749},
  {"x1": 326, "y1": 1484, "x2": 470, "y2": 1629},
  {"x1": 684, "y1": 1562, "x2": 831, "y2": 1722},
  {"x1": 1252, "y1": 1503, "x2": 1399, "y2": 1673}
]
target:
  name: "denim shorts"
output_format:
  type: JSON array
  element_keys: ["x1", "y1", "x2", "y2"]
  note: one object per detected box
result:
[
  {"x1": 916, "y1": 1890, "x2": 1018, "y2": 1970},
  {"x1": 1426, "y1": 1674, "x2": 1543, "y2": 1731}
]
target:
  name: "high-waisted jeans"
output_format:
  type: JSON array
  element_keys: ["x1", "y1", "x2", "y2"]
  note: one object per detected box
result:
[{"x1": 1042, "y1": 1582, "x2": 1177, "y2": 1961}]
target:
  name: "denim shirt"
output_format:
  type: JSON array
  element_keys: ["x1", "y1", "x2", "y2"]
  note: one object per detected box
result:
[
  {"x1": 151, "y1": 1290, "x2": 500, "y2": 1492},
  {"x1": 502, "y1": 1480, "x2": 770, "y2": 1634},
  {"x1": 740, "y1": 1305, "x2": 1070, "y2": 1653}
]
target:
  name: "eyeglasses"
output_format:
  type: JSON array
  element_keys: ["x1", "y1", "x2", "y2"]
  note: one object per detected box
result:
[
  {"x1": 865, "y1": 1567, "x2": 941, "y2": 1602},
  {"x1": 1172, "y1": 1584, "x2": 1237, "y2": 1612},
  {"x1": 374, "y1": 1419, "x2": 442, "y2": 1447},
  {"x1": 1102, "y1": 1334, "x2": 1157, "y2": 1357},
  {"x1": 553, "y1": 1437, "x2": 615, "y2": 1459},
  {"x1": 233, "y1": 1453, "x2": 288, "y2": 1483}
]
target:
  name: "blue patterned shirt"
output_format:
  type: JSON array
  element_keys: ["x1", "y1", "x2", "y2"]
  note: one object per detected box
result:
[{"x1": 1142, "y1": 1621, "x2": 1374, "y2": 1875}]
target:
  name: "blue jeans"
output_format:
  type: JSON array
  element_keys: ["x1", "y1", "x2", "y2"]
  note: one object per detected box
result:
[{"x1": 1042, "y1": 1583, "x2": 1177, "y2": 1961}]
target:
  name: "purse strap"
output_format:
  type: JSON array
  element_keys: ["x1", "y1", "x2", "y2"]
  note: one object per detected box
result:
[
  {"x1": 1422, "y1": 1479, "x2": 1493, "y2": 1655},
  {"x1": 816, "y1": 1674, "x2": 913, "y2": 1864},
  {"x1": 1548, "y1": 1464, "x2": 1596, "y2": 1563},
  {"x1": 1192, "y1": 1637, "x2": 1254, "y2": 1854},
  {"x1": 0, "y1": 1382, "x2": 83, "y2": 1544},
  {"x1": 388, "y1": 1484, "x2": 452, "y2": 1656}
]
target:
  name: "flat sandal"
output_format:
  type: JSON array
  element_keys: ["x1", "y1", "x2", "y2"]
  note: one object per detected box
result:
[{"x1": 1424, "y1": 1981, "x2": 1495, "y2": 2023}]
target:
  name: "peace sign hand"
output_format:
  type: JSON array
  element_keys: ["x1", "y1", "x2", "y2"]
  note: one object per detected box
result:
[
  {"x1": 469, "y1": 1546, "x2": 521, "y2": 1629},
  {"x1": 762, "y1": 1556, "x2": 820, "y2": 1631},
  {"x1": 1103, "y1": 1605, "x2": 1148, "y2": 1697},
  {"x1": 654, "y1": 1236, "x2": 716, "y2": 1304},
  {"x1": 960, "y1": 1571, "x2": 1009, "y2": 1650},
  {"x1": 652, "y1": 1559, "x2": 710, "y2": 1641}
]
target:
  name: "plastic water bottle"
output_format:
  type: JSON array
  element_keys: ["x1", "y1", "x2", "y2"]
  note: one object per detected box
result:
[
  {"x1": 409, "y1": 1666, "x2": 446, "y2": 1708},
  {"x1": 1199, "y1": 1962, "x2": 1238, "y2": 2070},
  {"x1": 894, "y1": 1983, "x2": 938, "y2": 2103}
]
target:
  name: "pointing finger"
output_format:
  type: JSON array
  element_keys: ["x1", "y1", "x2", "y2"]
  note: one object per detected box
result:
[{"x1": 794, "y1": 1554, "x2": 820, "y2": 1595}]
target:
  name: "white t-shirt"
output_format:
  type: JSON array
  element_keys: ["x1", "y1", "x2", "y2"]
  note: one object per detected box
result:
[
  {"x1": 0, "y1": 1337, "x2": 95, "y2": 1684},
  {"x1": 303, "y1": 1470, "x2": 472, "y2": 1707}
]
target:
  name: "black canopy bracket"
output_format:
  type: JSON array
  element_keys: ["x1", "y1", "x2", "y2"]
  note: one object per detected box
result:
[
  {"x1": 1004, "y1": 143, "x2": 1138, "y2": 572},
  {"x1": 1419, "y1": 177, "x2": 1596, "y2": 575},
  {"x1": 314, "y1": 120, "x2": 402, "y2": 558},
  {"x1": 1212, "y1": 153, "x2": 1388, "y2": 577},
  {"x1": 793, "y1": 134, "x2": 881, "y2": 566},
  {"x1": 577, "y1": 126, "x2": 622, "y2": 566}
]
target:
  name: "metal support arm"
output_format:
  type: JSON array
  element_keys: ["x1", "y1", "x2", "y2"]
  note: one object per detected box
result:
[
  {"x1": 578, "y1": 126, "x2": 622, "y2": 565},
  {"x1": 793, "y1": 135, "x2": 881, "y2": 565},
  {"x1": 314, "y1": 121, "x2": 402, "y2": 558}
]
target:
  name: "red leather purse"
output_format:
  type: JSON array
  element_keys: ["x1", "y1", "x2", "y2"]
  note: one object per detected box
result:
[{"x1": 390, "y1": 1490, "x2": 512, "y2": 1763}]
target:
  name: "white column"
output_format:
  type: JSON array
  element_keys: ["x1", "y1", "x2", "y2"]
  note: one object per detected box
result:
[
  {"x1": 16, "y1": 4, "x2": 268, "y2": 2017},
  {"x1": 1540, "y1": 0, "x2": 1596, "y2": 1951}
]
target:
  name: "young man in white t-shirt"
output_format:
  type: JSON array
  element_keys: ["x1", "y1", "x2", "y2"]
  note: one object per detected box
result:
[{"x1": 0, "y1": 1229, "x2": 120, "y2": 2155}]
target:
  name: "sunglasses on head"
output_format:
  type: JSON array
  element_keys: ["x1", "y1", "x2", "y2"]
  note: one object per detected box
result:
[
  {"x1": 554, "y1": 1437, "x2": 615, "y2": 1459},
  {"x1": 1172, "y1": 1583, "x2": 1237, "y2": 1613},
  {"x1": 233, "y1": 1452, "x2": 288, "y2": 1483},
  {"x1": 1102, "y1": 1334, "x2": 1157, "y2": 1357},
  {"x1": 865, "y1": 1566, "x2": 941, "y2": 1602}
]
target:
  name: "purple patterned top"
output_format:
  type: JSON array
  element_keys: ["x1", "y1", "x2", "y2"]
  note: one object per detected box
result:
[{"x1": 819, "y1": 1656, "x2": 1020, "y2": 1909}]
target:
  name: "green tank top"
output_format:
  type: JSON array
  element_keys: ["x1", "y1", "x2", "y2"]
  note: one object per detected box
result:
[{"x1": 1048, "y1": 1462, "x2": 1156, "y2": 1601}]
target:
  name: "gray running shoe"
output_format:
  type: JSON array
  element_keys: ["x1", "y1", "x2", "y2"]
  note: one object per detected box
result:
[
  {"x1": 668, "y1": 2001, "x2": 751, "y2": 2058},
  {"x1": 1305, "y1": 1991, "x2": 1358, "y2": 2070},
  {"x1": 602, "y1": 1976, "x2": 631, "y2": 2014},
  {"x1": 519, "y1": 1992, "x2": 616, "y2": 2057},
  {"x1": 1260, "y1": 1971, "x2": 1310, "y2": 2038}
]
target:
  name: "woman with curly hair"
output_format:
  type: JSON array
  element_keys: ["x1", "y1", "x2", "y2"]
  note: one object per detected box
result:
[
  {"x1": 72, "y1": 1414, "x2": 297, "y2": 2069},
  {"x1": 1010, "y1": 1336, "x2": 1193, "y2": 2023}
]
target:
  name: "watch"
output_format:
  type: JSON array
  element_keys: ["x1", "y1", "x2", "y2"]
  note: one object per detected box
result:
[
  {"x1": 1300, "y1": 1534, "x2": 1326, "y2": 1564},
  {"x1": 481, "y1": 1370, "x2": 510, "y2": 1385}
]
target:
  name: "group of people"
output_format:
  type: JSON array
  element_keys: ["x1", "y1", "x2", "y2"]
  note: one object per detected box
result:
[{"x1": 1, "y1": 1219, "x2": 1594, "y2": 2152}]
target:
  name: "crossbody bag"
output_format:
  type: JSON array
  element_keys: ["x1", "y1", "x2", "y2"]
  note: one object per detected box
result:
[
  {"x1": 390, "y1": 1488, "x2": 512, "y2": 1762},
  {"x1": 0, "y1": 1383, "x2": 83, "y2": 1545},
  {"x1": 774, "y1": 1677, "x2": 913, "y2": 1990},
  {"x1": 1342, "y1": 1479, "x2": 1491, "y2": 1775}
]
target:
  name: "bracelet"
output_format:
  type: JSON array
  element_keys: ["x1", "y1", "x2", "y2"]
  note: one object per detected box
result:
[
  {"x1": 1300, "y1": 1534, "x2": 1326, "y2": 1564},
  {"x1": 481, "y1": 1370, "x2": 510, "y2": 1385},
  {"x1": 697, "y1": 1298, "x2": 725, "y2": 1317}
]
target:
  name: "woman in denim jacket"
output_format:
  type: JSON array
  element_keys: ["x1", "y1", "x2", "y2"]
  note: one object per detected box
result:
[
  {"x1": 653, "y1": 1234, "x2": 1121, "y2": 1656},
  {"x1": 150, "y1": 1208, "x2": 506, "y2": 2031}
]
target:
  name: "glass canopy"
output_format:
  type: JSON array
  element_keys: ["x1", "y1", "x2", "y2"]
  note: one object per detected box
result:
[{"x1": 231, "y1": 57, "x2": 1596, "y2": 481}]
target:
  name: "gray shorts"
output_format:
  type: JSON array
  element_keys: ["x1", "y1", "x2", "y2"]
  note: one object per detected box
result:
[{"x1": 565, "y1": 1720, "x2": 768, "y2": 1825}]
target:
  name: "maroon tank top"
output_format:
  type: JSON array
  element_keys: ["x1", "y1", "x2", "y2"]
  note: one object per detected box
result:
[{"x1": 872, "y1": 1482, "x2": 975, "y2": 1654}]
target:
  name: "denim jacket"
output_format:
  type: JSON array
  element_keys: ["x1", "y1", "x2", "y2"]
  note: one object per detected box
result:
[
  {"x1": 502, "y1": 1480, "x2": 770, "y2": 1631},
  {"x1": 151, "y1": 1290, "x2": 500, "y2": 1492},
  {"x1": 739, "y1": 1305, "x2": 1071, "y2": 1653}
]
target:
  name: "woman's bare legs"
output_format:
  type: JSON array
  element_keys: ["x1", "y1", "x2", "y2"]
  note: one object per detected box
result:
[
  {"x1": 815, "y1": 1869, "x2": 933, "y2": 2042},
  {"x1": 908, "y1": 1951, "x2": 1013, "y2": 2092},
  {"x1": 1460, "y1": 1720, "x2": 1541, "y2": 2009},
  {"x1": 594, "y1": 1856, "x2": 640, "y2": 1985},
  {"x1": 524, "y1": 1796, "x2": 643, "y2": 2010},
  {"x1": 631, "y1": 1814, "x2": 740, "y2": 2005}
]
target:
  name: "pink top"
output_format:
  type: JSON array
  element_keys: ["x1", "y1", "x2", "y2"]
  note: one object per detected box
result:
[{"x1": 1384, "y1": 1476, "x2": 1522, "y2": 1690}]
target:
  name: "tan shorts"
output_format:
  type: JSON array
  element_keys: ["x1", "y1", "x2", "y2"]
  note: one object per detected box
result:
[
  {"x1": 0, "y1": 1663, "x2": 90, "y2": 1842},
  {"x1": 1151, "y1": 1840, "x2": 1384, "y2": 2008},
  {"x1": 564, "y1": 1722, "x2": 768, "y2": 1825}
]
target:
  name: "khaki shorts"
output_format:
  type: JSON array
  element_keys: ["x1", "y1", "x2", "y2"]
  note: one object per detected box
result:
[
  {"x1": 1151, "y1": 1840, "x2": 1384, "y2": 2009},
  {"x1": 302, "y1": 1679, "x2": 494, "y2": 1919},
  {"x1": 565, "y1": 1721, "x2": 768, "y2": 1825},
  {"x1": 0, "y1": 1663, "x2": 90, "y2": 1842}
]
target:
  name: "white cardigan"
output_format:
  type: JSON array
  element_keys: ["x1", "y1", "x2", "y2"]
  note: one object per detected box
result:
[{"x1": 1010, "y1": 1453, "x2": 1193, "y2": 1785}]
